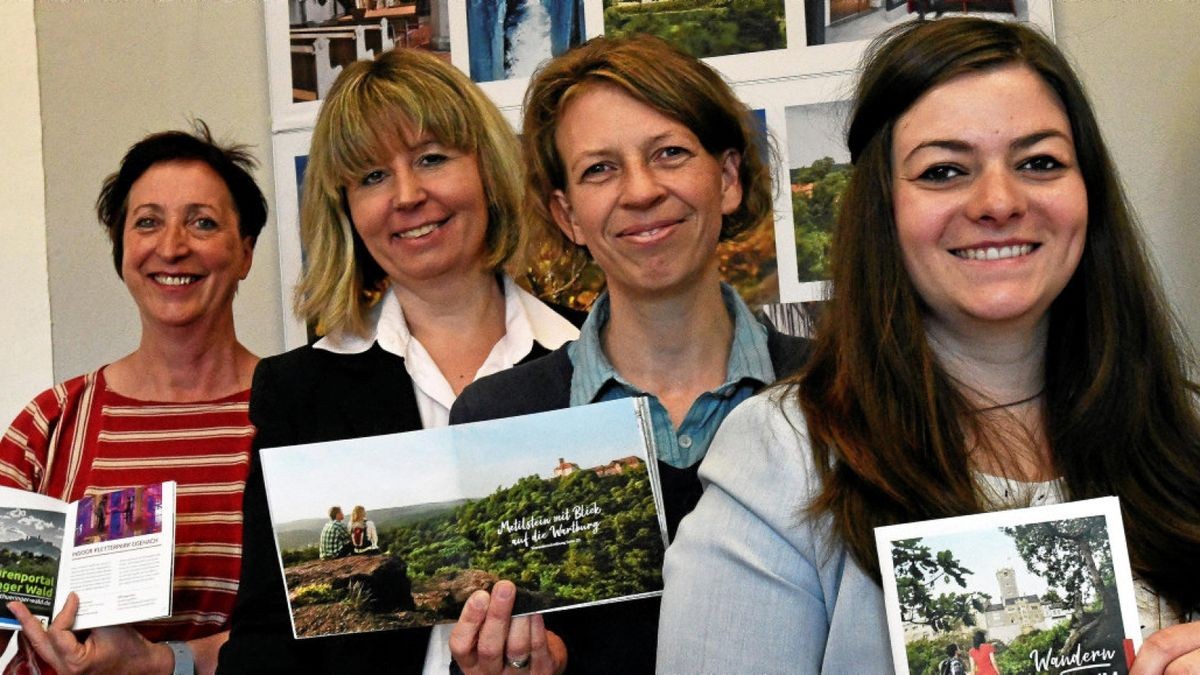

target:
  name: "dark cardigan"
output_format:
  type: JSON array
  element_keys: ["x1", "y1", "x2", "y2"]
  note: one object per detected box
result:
[
  {"x1": 448, "y1": 325, "x2": 811, "y2": 675},
  {"x1": 218, "y1": 338, "x2": 567, "y2": 675}
]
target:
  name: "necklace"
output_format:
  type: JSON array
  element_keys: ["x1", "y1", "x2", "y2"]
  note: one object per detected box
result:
[{"x1": 974, "y1": 388, "x2": 1045, "y2": 413}]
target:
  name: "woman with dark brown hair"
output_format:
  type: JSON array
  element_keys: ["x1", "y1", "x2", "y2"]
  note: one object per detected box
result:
[
  {"x1": 0, "y1": 123, "x2": 267, "y2": 675},
  {"x1": 659, "y1": 17, "x2": 1200, "y2": 673}
]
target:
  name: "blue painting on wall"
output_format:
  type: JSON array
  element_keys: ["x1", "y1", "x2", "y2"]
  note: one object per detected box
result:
[{"x1": 469, "y1": 0, "x2": 586, "y2": 83}]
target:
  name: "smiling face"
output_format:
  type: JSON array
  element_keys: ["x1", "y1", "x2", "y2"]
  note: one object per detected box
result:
[
  {"x1": 122, "y1": 160, "x2": 253, "y2": 331},
  {"x1": 550, "y1": 83, "x2": 742, "y2": 301},
  {"x1": 891, "y1": 64, "x2": 1088, "y2": 340},
  {"x1": 344, "y1": 128, "x2": 491, "y2": 291}
]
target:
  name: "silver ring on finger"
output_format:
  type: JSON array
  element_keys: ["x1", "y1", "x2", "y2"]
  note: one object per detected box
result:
[{"x1": 506, "y1": 654, "x2": 531, "y2": 670}]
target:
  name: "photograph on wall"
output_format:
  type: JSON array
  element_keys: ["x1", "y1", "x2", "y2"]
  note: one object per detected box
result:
[
  {"x1": 268, "y1": 130, "x2": 314, "y2": 348},
  {"x1": 805, "y1": 0, "x2": 1030, "y2": 47},
  {"x1": 737, "y1": 70, "x2": 852, "y2": 304},
  {"x1": 717, "y1": 106, "x2": 781, "y2": 308},
  {"x1": 590, "y1": 0, "x2": 810, "y2": 85},
  {"x1": 785, "y1": 99, "x2": 850, "y2": 285},
  {"x1": 288, "y1": 0, "x2": 450, "y2": 101},
  {"x1": 875, "y1": 498, "x2": 1141, "y2": 675},
  {"x1": 260, "y1": 399, "x2": 667, "y2": 638},
  {"x1": 600, "y1": 0, "x2": 787, "y2": 59},
  {"x1": 263, "y1": 1, "x2": 453, "y2": 129},
  {"x1": 467, "y1": 0, "x2": 586, "y2": 83},
  {"x1": 783, "y1": 0, "x2": 1053, "y2": 83}
]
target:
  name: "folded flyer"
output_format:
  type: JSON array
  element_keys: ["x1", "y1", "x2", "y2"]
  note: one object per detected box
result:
[
  {"x1": 0, "y1": 482, "x2": 176, "y2": 631},
  {"x1": 875, "y1": 497, "x2": 1140, "y2": 675},
  {"x1": 260, "y1": 398, "x2": 667, "y2": 639}
]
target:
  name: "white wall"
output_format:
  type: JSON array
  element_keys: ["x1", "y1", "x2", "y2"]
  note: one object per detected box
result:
[
  {"x1": 0, "y1": 1, "x2": 54, "y2": 423},
  {"x1": 1055, "y1": 1, "x2": 1200, "y2": 351},
  {"x1": 35, "y1": 1, "x2": 283, "y2": 383},
  {"x1": 0, "y1": 7, "x2": 51, "y2": 663}
]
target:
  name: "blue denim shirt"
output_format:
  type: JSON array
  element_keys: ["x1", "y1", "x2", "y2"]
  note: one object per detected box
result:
[{"x1": 567, "y1": 283, "x2": 774, "y2": 469}]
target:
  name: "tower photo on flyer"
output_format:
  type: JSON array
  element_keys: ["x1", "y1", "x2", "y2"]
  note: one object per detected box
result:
[
  {"x1": 875, "y1": 497, "x2": 1141, "y2": 675},
  {"x1": 260, "y1": 398, "x2": 667, "y2": 639}
]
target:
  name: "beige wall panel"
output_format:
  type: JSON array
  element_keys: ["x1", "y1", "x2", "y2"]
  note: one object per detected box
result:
[
  {"x1": 0, "y1": 2, "x2": 54, "y2": 422},
  {"x1": 36, "y1": 1, "x2": 282, "y2": 381},
  {"x1": 1056, "y1": 1, "x2": 1200, "y2": 352}
]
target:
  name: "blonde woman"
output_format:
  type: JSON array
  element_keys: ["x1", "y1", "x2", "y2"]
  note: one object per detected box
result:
[
  {"x1": 348, "y1": 506, "x2": 380, "y2": 555},
  {"x1": 218, "y1": 48, "x2": 582, "y2": 674}
]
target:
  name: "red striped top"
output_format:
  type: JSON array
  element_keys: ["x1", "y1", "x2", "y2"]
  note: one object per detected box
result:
[{"x1": 0, "y1": 368, "x2": 252, "y2": 653}]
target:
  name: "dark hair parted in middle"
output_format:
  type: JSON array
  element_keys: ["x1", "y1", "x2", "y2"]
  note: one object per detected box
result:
[
  {"x1": 95, "y1": 120, "x2": 268, "y2": 278},
  {"x1": 794, "y1": 17, "x2": 1200, "y2": 611},
  {"x1": 522, "y1": 34, "x2": 775, "y2": 277}
]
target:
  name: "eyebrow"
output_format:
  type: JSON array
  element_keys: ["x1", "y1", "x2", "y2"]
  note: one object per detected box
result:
[
  {"x1": 128, "y1": 203, "x2": 217, "y2": 216},
  {"x1": 362, "y1": 135, "x2": 446, "y2": 165},
  {"x1": 1011, "y1": 129, "x2": 1071, "y2": 151},
  {"x1": 901, "y1": 129, "x2": 1073, "y2": 163},
  {"x1": 406, "y1": 133, "x2": 458, "y2": 153},
  {"x1": 184, "y1": 204, "x2": 218, "y2": 219},
  {"x1": 408, "y1": 138, "x2": 441, "y2": 151},
  {"x1": 567, "y1": 131, "x2": 678, "y2": 174}
]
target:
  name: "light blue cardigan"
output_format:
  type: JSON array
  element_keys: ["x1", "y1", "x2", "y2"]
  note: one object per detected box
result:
[{"x1": 658, "y1": 387, "x2": 895, "y2": 673}]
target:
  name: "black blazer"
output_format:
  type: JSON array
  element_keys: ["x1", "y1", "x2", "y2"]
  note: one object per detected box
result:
[
  {"x1": 219, "y1": 337, "x2": 567, "y2": 675},
  {"x1": 449, "y1": 325, "x2": 811, "y2": 675}
]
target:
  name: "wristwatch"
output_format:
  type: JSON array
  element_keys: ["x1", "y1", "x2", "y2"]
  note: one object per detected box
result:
[{"x1": 165, "y1": 641, "x2": 195, "y2": 675}]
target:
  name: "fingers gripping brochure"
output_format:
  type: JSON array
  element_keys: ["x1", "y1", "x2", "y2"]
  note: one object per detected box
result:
[
  {"x1": 0, "y1": 482, "x2": 176, "y2": 631},
  {"x1": 259, "y1": 398, "x2": 669, "y2": 639}
]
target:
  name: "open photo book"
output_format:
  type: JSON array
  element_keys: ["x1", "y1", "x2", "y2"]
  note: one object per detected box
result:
[
  {"x1": 259, "y1": 398, "x2": 668, "y2": 639},
  {"x1": 0, "y1": 482, "x2": 176, "y2": 631},
  {"x1": 875, "y1": 497, "x2": 1141, "y2": 675}
]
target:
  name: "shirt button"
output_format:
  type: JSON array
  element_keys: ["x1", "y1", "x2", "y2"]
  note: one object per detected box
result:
[{"x1": 678, "y1": 434, "x2": 693, "y2": 449}]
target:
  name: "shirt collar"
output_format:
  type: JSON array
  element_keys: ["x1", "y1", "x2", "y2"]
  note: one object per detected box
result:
[
  {"x1": 568, "y1": 293, "x2": 620, "y2": 407},
  {"x1": 312, "y1": 286, "x2": 408, "y2": 355},
  {"x1": 569, "y1": 283, "x2": 774, "y2": 406},
  {"x1": 503, "y1": 275, "x2": 579, "y2": 354},
  {"x1": 723, "y1": 282, "x2": 775, "y2": 386},
  {"x1": 314, "y1": 275, "x2": 578, "y2": 359}
]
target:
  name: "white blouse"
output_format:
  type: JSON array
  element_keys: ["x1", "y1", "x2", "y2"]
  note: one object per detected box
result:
[{"x1": 314, "y1": 275, "x2": 579, "y2": 428}]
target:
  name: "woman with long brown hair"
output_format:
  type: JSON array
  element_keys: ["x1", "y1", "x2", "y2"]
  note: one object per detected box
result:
[{"x1": 659, "y1": 17, "x2": 1200, "y2": 673}]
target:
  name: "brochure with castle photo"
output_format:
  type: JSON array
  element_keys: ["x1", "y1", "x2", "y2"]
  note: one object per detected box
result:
[
  {"x1": 0, "y1": 482, "x2": 176, "y2": 631},
  {"x1": 875, "y1": 497, "x2": 1141, "y2": 675},
  {"x1": 259, "y1": 398, "x2": 667, "y2": 639}
]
